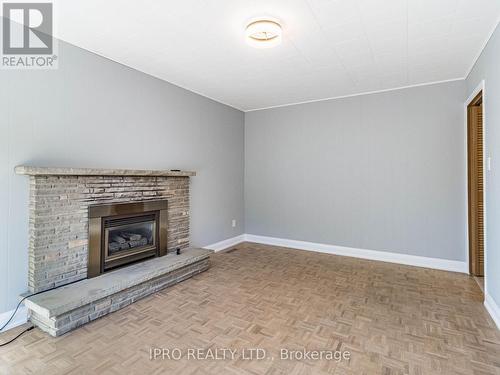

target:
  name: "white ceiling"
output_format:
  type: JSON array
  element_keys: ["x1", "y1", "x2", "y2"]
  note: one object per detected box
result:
[{"x1": 55, "y1": 0, "x2": 500, "y2": 111}]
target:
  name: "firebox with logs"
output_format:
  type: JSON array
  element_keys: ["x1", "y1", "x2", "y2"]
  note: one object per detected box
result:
[{"x1": 88, "y1": 200, "x2": 168, "y2": 277}]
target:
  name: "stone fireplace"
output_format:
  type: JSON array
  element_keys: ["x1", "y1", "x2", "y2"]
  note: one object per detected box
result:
[
  {"x1": 15, "y1": 166, "x2": 211, "y2": 336},
  {"x1": 15, "y1": 166, "x2": 195, "y2": 293}
]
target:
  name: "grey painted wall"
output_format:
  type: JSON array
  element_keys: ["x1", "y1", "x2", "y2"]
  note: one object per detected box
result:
[
  {"x1": 245, "y1": 81, "x2": 466, "y2": 261},
  {"x1": 467, "y1": 24, "x2": 500, "y2": 310},
  {"x1": 0, "y1": 39, "x2": 245, "y2": 314}
]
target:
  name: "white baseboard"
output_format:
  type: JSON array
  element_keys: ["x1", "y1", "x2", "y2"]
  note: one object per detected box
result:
[
  {"x1": 0, "y1": 305, "x2": 28, "y2": 332},
  {"x1": 0, "y1": 235, "x2": 475, "y2": 332},
  {"x1": 244, "y1": 234, "x2": 468, "y2": 273},
  {"x1": 203, "y1": 234, "x2": 246, "y2": 252},
  {"x1": 485, "y1": 293, "x2": 500, "y2": 329},
  {"x1": 203, "y1": 233, "x2": 468, "y2": 273}
]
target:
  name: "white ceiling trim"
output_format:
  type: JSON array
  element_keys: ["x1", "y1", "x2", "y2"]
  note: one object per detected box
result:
[
  {"x1": 61, "y1": 40, "x2": 246, "y2": 112},
  {"x1": 71, "y1": 39, "x2": 479, "y2": 114},
  {"x1": 245, "y1": 77, "x2": 465, "y2": 112},
  {"x1": 465, "y1": 19, "x2": 500, "y2": 80},
  {"x1": 64, "y1": 25, "x2": 498, "y2": 114},
  {"x1": 62, "y1": 29, "x2": 491, "y2": 114}
]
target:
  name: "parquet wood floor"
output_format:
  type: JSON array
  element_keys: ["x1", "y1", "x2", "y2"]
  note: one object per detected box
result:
[{"x1": 1, "y1": 242, "x2": 499, "y2": 375}]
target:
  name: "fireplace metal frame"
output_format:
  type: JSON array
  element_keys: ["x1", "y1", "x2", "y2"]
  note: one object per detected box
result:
[{"x1": 88, "y1": 200, "x2": 168, "y2": 278}]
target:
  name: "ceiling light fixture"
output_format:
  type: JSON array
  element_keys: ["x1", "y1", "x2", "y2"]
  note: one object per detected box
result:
[{"x1": 245, "y1": 19, "x2": 282, "y2": 48}]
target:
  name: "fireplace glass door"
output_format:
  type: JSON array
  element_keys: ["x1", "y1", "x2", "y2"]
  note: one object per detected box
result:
[{"x1": 103, "y1": 213, "x2": 159, "y2": 270}]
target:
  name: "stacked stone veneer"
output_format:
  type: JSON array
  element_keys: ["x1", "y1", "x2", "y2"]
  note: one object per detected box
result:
[{"x1": 29, "y1": 175, "x2": 191, "y2": 293}]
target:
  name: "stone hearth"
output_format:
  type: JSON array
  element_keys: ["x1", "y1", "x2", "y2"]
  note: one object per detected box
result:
[
  {"x1": 15, "y1": 166, "x2": 210, "y2": 337},
  {"x1": 24, "y1": 248, "x2": 210, "y2": 336}
]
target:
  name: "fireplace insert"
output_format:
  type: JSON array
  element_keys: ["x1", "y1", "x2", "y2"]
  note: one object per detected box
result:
[{"x1": 88, "y1": 200, "x2": 168, "y2": 277}]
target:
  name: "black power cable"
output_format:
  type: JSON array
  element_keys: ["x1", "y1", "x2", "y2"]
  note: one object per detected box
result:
[
  {"x1": 0, "y1": 278, "x2": 84, "y2": 346},
  {"x1": 0, "y1": 326, "x2": 35, "y2": 347},
  {"x1": 0, "y1": 295, "x2": 30, "y2": 332},
  {"x1": 0, "y1": 295, "x2": 34, "y2": 347}
]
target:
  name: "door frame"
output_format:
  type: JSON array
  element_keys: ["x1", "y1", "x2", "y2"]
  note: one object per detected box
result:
[{"x1": 464, "y1": 80, "x2": 487, "y2": 290}]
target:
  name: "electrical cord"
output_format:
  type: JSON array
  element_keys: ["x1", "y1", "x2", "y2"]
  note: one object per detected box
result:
[
  {"x1": 0, "y1": 278, "x2": 83, "y2": 346},
  {"x1": 0, "y1": 295, "x2": 33, "y2": 347},
  {"x1": 0, "y1": 326, "x2": 35, "y2": 347},
  {"x1": 0, "y1": 295, "x2": 29, "y2": 333}
]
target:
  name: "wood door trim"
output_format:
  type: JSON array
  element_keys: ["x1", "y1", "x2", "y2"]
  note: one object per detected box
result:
[{"x1": 467, "y1": 91, "x2": 484, "y2": 277}]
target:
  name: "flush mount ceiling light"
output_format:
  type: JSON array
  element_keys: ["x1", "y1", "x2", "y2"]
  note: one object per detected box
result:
[{"x1": 245, "y1": 19, "x2": 282, "y2": 48}]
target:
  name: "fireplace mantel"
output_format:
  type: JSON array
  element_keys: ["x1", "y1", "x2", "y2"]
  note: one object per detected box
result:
[{"x1": 15, "y1": 165, "x2": 196, "y2": 177}]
